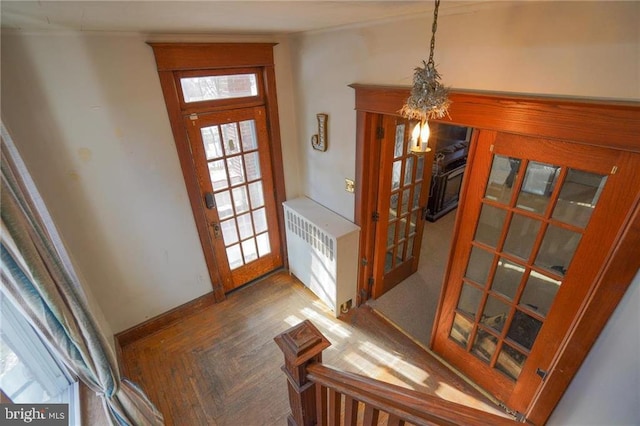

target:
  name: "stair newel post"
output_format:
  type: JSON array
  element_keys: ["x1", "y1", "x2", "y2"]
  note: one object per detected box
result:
[{"x1": 275, "y1": 320, "x2": 332, "y2": 426}]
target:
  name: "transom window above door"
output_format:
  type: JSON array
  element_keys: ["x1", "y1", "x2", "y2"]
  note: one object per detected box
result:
[{"x1": 175, "y1": 68, "x2": 263, "y2": 108}]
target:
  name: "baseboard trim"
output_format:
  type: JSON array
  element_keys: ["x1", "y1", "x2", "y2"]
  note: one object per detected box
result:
[{"x1": 115, "y1": 292, "x2": 216, "y2": 348}]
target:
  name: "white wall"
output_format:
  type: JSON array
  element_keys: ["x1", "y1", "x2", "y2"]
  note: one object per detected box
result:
[
  {"x1": 548, "y1": 271, "x2": 640, "y2": 425},
  {"x1": 289, "y1": 1, "x2": 639, "y2": 423},
  {"x1": 1, "y1": 31, "x2": 300, "y2": 333}
]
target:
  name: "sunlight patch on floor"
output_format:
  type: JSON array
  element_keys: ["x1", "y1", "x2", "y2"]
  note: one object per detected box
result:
[
  {"x1": 283, "y1": 314, "x2": 303, "y2": 327},
  {"x1": 300, "y1": 307, "x2": 351, "y2": 339},
  {"x1": 359, "y1": 341, "x2": 430, "y2": 387}
]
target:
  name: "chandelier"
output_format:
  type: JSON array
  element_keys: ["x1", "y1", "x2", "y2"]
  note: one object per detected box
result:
[{"x1": 400, "y1": 0, "x2": 451, "y2": 154}]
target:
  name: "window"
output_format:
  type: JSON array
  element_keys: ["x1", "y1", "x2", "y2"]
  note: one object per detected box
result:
[
  {"x1": 180, "y1": 73, "x2": 258, "y2": 103},
  {"x1": 0, "y1": 292, "x2": 79, "y2": 424}
]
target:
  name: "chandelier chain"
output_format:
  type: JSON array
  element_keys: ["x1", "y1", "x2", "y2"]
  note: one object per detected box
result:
[{"x1": 427, "y1": 0, "x2": 440, "y2": 68}]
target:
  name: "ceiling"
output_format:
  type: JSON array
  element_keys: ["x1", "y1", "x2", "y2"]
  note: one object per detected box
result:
[{"x1": 0, "y1": 1, "x2": 487, "y2": 35}]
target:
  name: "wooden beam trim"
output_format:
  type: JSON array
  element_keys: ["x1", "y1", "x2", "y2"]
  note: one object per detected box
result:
[
  {"x1": 350, "y1": 84, "x2": 640, "y2": 152},
  {"x1": 149, "y1": 42, "x2": 277, "y2": 71}
]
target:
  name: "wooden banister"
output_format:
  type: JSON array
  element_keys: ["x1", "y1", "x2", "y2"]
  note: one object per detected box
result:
[{"x1": 275, "y1": 320, "x2": 521, "y2": 426}]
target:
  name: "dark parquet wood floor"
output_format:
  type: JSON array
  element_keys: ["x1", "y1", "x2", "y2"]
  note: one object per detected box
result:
[{"x1": 120, "y1": 271, "x2": 504, "y2": 425}]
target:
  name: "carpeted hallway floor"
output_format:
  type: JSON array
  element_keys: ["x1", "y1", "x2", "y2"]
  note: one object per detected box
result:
[{"x1": 368, "y1": 209, "x2": 457, "y2": 348}]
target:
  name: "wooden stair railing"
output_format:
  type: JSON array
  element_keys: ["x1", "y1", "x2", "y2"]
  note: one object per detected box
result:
[{"x1": 275, "y1": 320, "x2": 521, "y2": 426}]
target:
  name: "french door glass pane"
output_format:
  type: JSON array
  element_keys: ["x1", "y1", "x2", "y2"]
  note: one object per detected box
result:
[
  {"x1": 404, "y1": 156, "x2": 414, "y2": 186},
  {"x1": 221, "y1": 123, "x2": 241, "y2": 155},
  {"x1": 226, "y1": 245, "x2": 243, "y2": 270},
  {"x1": 485, "y1": 155, "x2": 520, "y2": 204},
  {"x1": 248, "y1": 181, "x2": 265, "y2": 208},
  {"x1": 256, "y1": 233, "x2": 271, "y2": 257},
  {"x1": 517, "y1": 162, "x2": 560, "y2": 214},
  {"x1": 391, "y1": 161, "x2": 402, "y2": 190},
  {"x1": 491, "y1": 258, "x2": 524, "y2": 300},
  {"x1": 209, "y1": 160, "x2": 228, "y2": 190},
  {"x1": 503, "y1": 214, "x2": 541, "y2": 261},
  {"x1": 201, "y1": 126, "x2": 223, "y2": 160},
  {"x1": 215, "y1": 191, "x2": 233, "y2": 219},
  {"x1": 394, "y1": 124, "x2": 405, "y2": 158},
  {"x1": 535, "y1": 225, "x2": 581, "y2": 276},
  {"x1": 451, "y1": 313, "x2": 473, "y2": 347},
  {"x1": 237, "y1": 213, "x2": 253, "y2": 240},
  {"x1": 245, "y1": 152, "x2": 261, "y2": 181},
  {"x1": 496, "y1": 344, "x2": 527, "y2": 380},
  {"x1": 232, "y1": 186, "x2": 250, "y2": 214},
  {"x1": 227, "y1": 157, "x2": 245, "y2": 185},
  {"x1": 481, "y1": 296, "x2": 510, "y2": 332},
  {"x1": 520, "y1": 271, "x2": 561, "y2": 317},
  {"x1": 220, "y1": 219, "x2": 239, "y2": 245},
  {"x1": 242, "y1": 238, "x2": 258, "y2": 263},
  {"x1": 465, "y1": 246, "x2": 494, "y2": 285},
  {"x1": 552, "y1": 169, "x2": 606, "y2": 228},
  {"x1": 506, "y1": 311, "x2": 542, "y2": 350},
  {"x1": 253, "y1": 208, "x2": 268, "y2": 234},
  {"x1": 239, "y1": 120, "x2": 258, "y2": 151},
  {"x1": 471, "y1": 329, "x2": 498, "y2": 363},
  {"x1": 475, "y1": 204, "x2": 507, "y2": 248},
  {"x1": 457, "y1": 283, "x2": 483, "y2": 318}
]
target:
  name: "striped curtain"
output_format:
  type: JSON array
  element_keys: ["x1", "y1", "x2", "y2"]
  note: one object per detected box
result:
[{"x1": 0, "y1": 125, "x2": 164, "y2": 426}]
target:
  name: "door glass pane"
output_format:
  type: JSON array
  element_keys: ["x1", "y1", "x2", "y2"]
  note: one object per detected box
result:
[
  {"x1": 256, "y1": 233, "x2": 271, "y2": 257},
  {"x1": 503, "y1": 214, "x2": 541, "y2": 261},
  {"x1": 496, "y1": 344, "x2": 527, "y2": 380},
  {"x1": 386, "y1": 222, "x2": 396, "y2": 248},
  {"x1": 471, "y1": 329, "x2": 498, "y2": 363},
  {"x1": 401, "y1": 188, "x2": 411, "y2": 215},
  {"x1": 506, "y1": 310, "x2": 542, "y2": 350},
  {"x1": 415, "y1": 156, "x2": 425, "y2": 182},
  {"x1": 517, "y1": 162, "x2": 560, "y2": 214},
  {"x1": 465, "y1": 247, "x2": 494, "y2": 286},
  {"x1": 485, "y1": 155, "x2": 520, "y2": 205},
  {"x1": 474, "y1": 204, "x2": 506, "y2": 248},
  {"x1": 232, "y1": 186, "x2": 250, "y2": 214},
  {"x1": 520, "y1": 271, "x2": 561, "y2": 317},
  {"x1": 397, "y1": 242, "x2": 405, "y2": 263},
  {"x1": 226, "y1": 244, "x2": 243, "y2": 270},
  {"x1": 221, "y1": 123, "x2": 241, "y2": 156},
  {"x1": 391, "y1": 161, "x2": 402, "y2": 190},
  {"x1": 412, "y1": 184, "x2": 422, "y2": 210},
  {"x1": 215, "y1": 191, "x2": 233, "y2": 219},
  {"x1": 457, "y1": 283, "x2": 483, "y2": 318},
  {"x1": 552, "y1": 169, "x2": 606, "y2": 229},
  {"x1": 404, "y1": 156, "x2": 414, "y2": 186},
  {"x1": 237, "y1": 213, "x2": 253, "y2": 240},
  {"x1": 394, "y1": 124, "x2": 405, "y2": 158},
  {"x1": 535, "y1": 225, "x2": 582, "y2": 276},
  {"x1": 409, "y1": 212, "x2": 418, "y2": 236},
  {"x1": 406, "y1": 236, "x2": 415, "y2": 259},
  {"x1": 201, "y1": 126, "x2": 223, "y2": 160},
  {"x1": 491, "y1": 258, "x2": 524, "y2": 300},
  {"x1": 245, "y1": 152, "x2": 261, "y2": 181},
  {"x1": 390, "y1": 192, "x2": 399, "y2": 220},
  {"x1": 253, "y1": 208, "x2": 268, "y2": 234},
  {"x1": 220, "y1": 219, "x2": 239, "y2": 245},
  {"x1": 227, "y1": 157, "x2": 245, "y2": 186},
  {"x1": 239, "y1": 119, "x2": 258, "y2": 151},
  {"x1": 209, "y1": 160, "x2": 228, "y2": 190},
  {"x1": 180, "y1": 73, "x2": 257, "y2": 103},
  {"x1": 242, "y1": 238, "x2": 258, "y2": 263},
  {"x1": 450, "y1": 313, "x2": 473, "y2": 347},
  {"x1": 248, "y1": 181, "x2": 264, "y2": 208},
  {"x1": 398, "y1": 217, "x2": 407, "y2": 241},
  {"x1": 480, "y1": 297, "x2": 510, "y2": 332},
  {"x1": 384, "y1": 249, "x2": 393, "y2": 273}
]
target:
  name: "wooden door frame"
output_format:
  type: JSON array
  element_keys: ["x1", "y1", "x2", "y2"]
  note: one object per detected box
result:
[
  {"x1": 150, "y1": 43, "x2": 287, "y2": 302},
  {"x1": 351, "y1": 83, "x2": 640, "y2": 424}
]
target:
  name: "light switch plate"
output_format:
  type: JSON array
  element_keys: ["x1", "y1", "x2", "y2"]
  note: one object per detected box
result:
[{"x1": 345, "y1": 178, "x2": 355, "y2": 193}]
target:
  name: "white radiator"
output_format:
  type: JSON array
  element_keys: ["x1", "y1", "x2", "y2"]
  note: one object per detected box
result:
[{"x1": 283, "y1": 197, "x2": 360, "y2": 317}]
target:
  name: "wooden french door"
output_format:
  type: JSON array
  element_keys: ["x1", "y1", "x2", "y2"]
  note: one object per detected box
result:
[
  {"x1": 371, "y1": 115, "x2": 434, "y2": 298},
  {"x1": 185, "y1": 106, "x2": 282, "y2": 292},
  {"x1": 432, "y1": 129, "x2": 640, "y2": 415}
]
